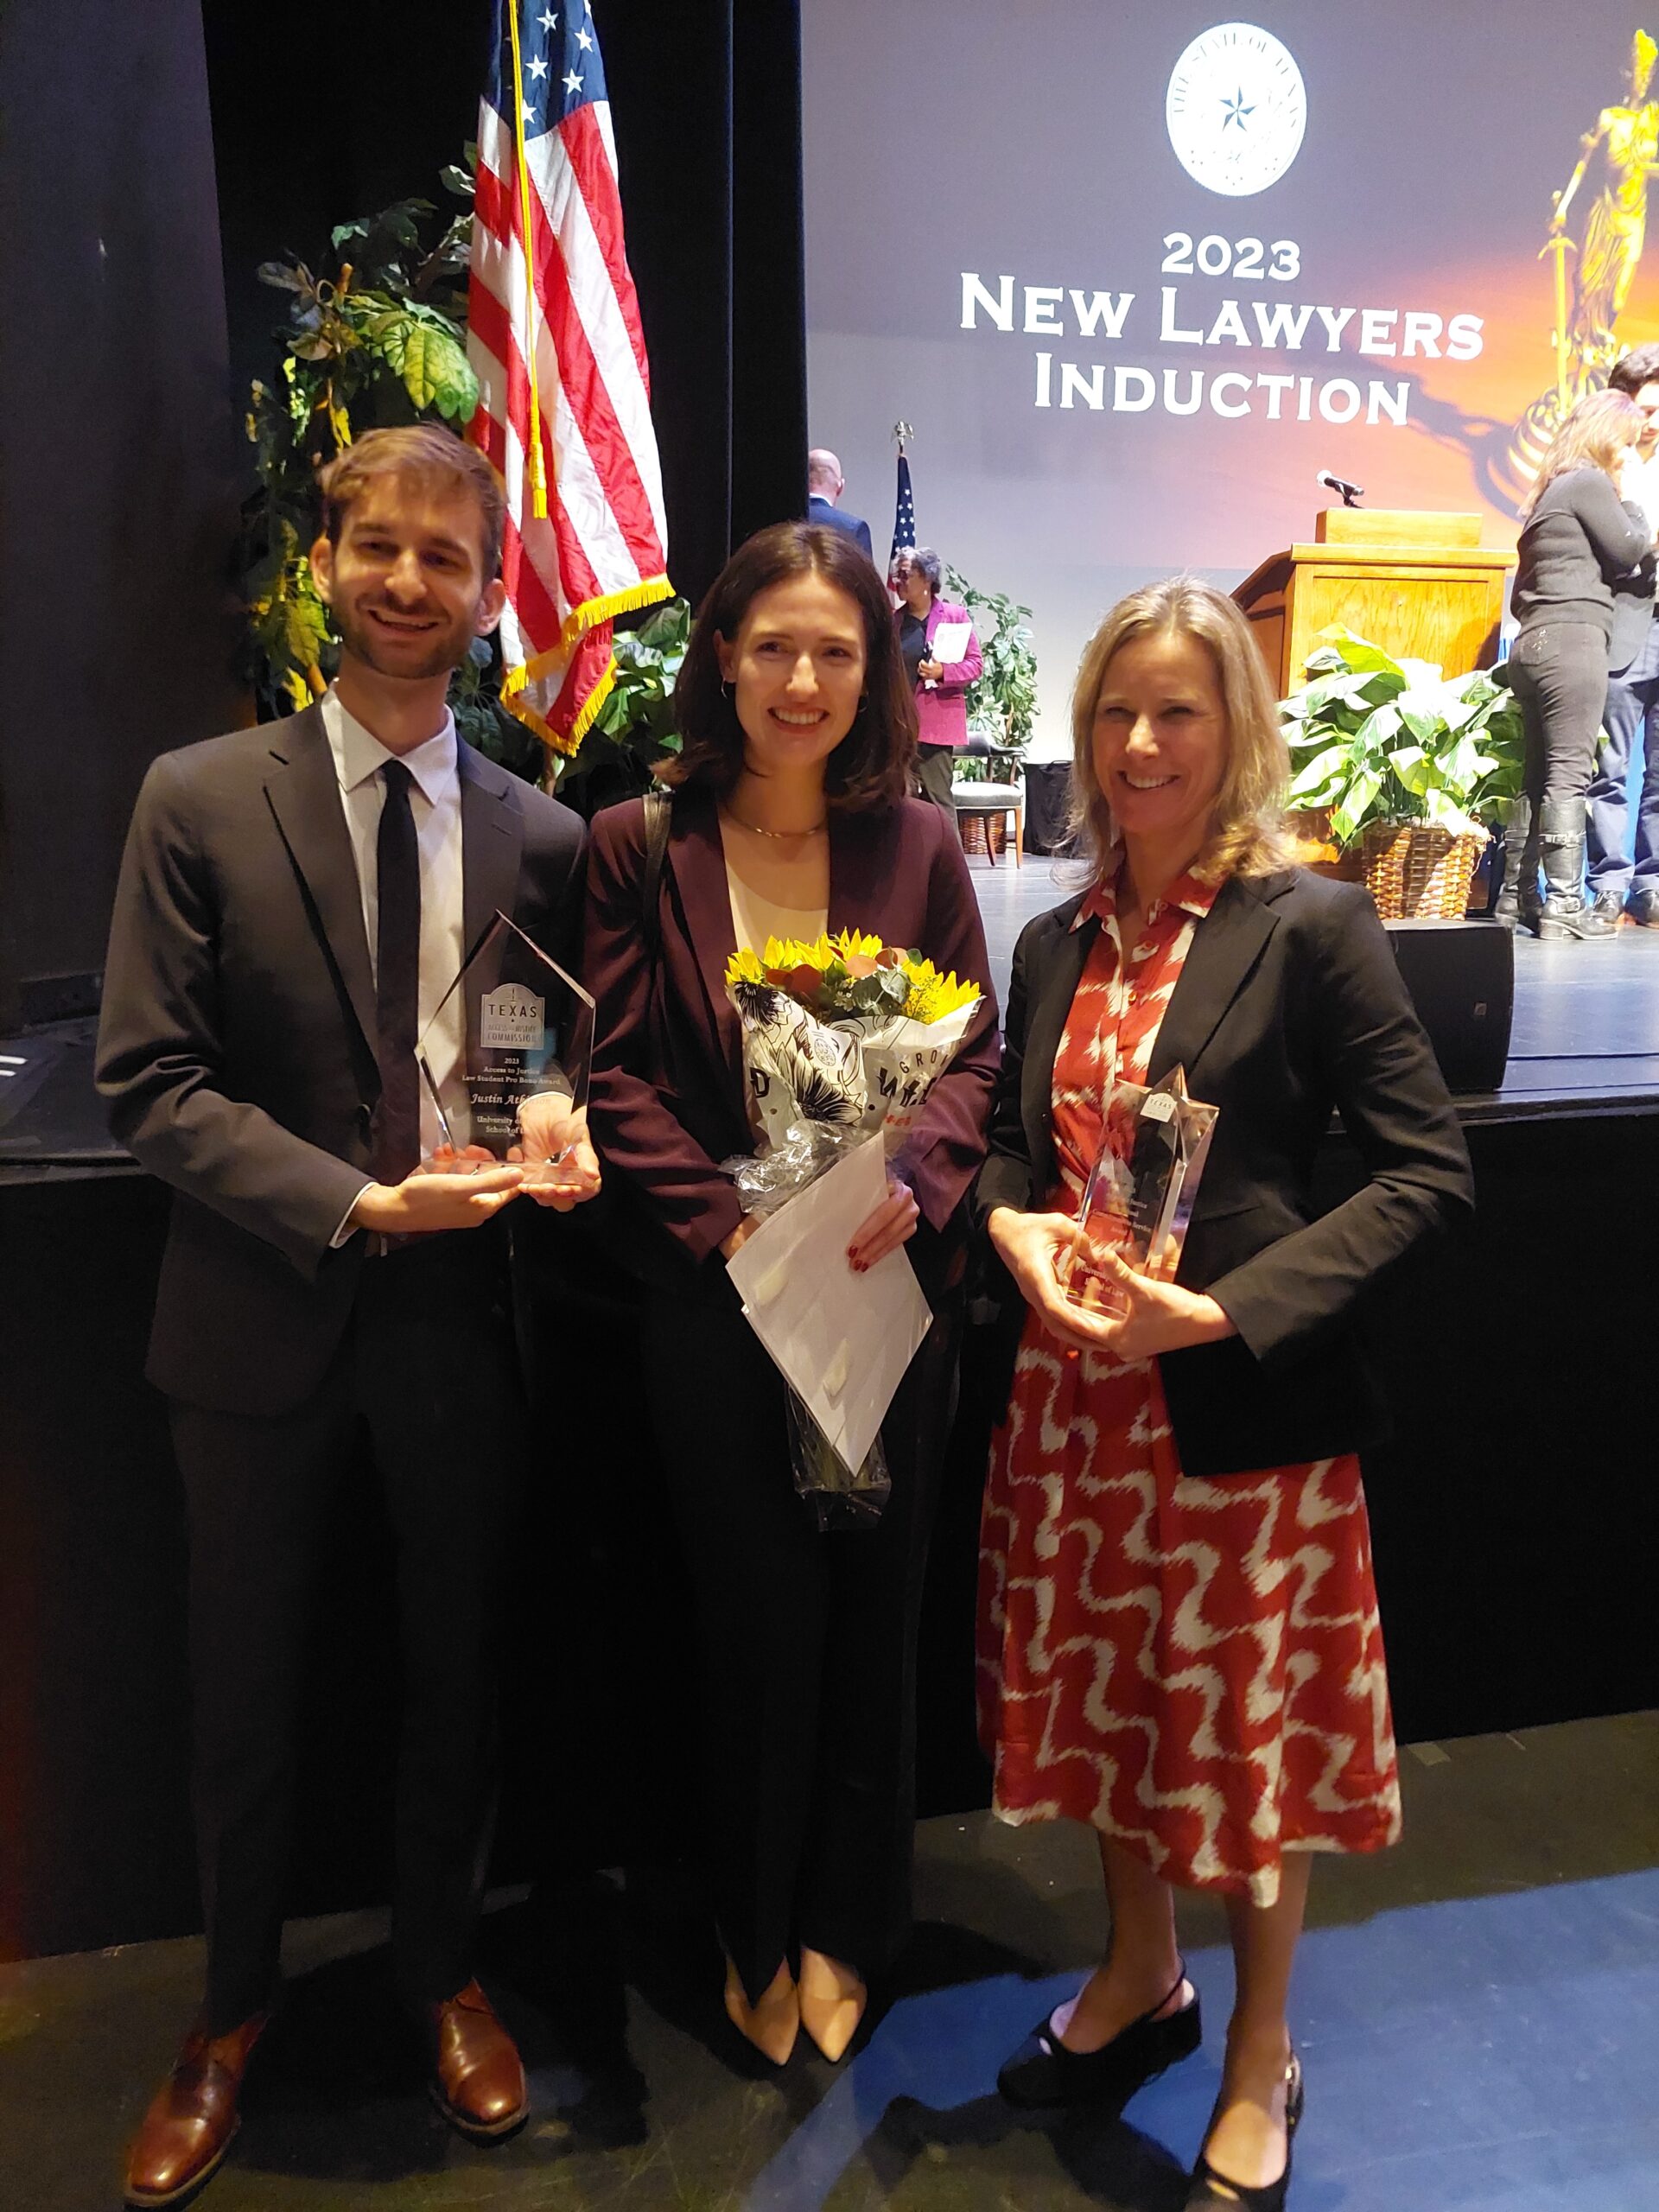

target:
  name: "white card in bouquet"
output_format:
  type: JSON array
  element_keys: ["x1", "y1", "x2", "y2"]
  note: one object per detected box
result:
[{"x1": 726, "y1": 1135, "x2": 931, "y2": 1476}]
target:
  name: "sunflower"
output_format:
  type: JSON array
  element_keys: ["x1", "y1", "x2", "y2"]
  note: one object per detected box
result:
[
  {"x1": 729, "y1": 931, "x2": 981, "y2": 1026},
  {"x1": 727, "y1": 945, "x2": 769, "y2": 988},
  {"x1": 896, "y1": 957, "x2": 981, "y2": 1023}
]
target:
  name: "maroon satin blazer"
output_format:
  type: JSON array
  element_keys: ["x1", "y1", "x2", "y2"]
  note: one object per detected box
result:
[{"x1": 582, "y1": 785, "x2": 1001, "y2": 1289}]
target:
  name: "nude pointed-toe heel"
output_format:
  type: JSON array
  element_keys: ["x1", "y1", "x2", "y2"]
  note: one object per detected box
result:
[
  {"x1": 723, "y1": 1957, "x2": 799, "y2": 2066},
  {"x1": 797, "y1": 1948, "x2": 868, "y2": 2064}
]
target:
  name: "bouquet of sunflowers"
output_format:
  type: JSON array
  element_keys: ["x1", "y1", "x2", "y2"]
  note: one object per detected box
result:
[
  {"x1": 725, "y1": 930, "x2": 982, "y2": 1177},
  {"x1": 721, "y1": 931, "x2": 982, "y2": 1526}
]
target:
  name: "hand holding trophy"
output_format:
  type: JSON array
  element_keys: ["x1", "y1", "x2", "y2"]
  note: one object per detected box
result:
[
  {"x1": 416, "y1": 912, "x2": 601, "y2": 1211},
  {"x1": 1054, "y1": 1065, "x2": 1231, "y2": 1359},
  {"x1": 511, "y1": 1090, "x2": 601, "y2": 1211}
]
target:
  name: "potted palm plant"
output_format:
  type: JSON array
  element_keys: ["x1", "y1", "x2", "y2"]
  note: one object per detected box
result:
[{"x1": 1280, "y1": 630, "x2": 1525, "y2": 918}]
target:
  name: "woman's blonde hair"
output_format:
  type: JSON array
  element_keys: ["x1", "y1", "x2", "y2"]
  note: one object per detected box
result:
[
  {"x1": 1525, "y1": 388, "x2": 1643, "y2": 514},
  {"x1": 1067, "y1": 575, "x2": 1295, "y2": 883}
]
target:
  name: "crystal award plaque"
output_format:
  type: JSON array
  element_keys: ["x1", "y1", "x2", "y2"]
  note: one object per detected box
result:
[
  {"x1": 416, "y1": 911, "x2": 594, "y2": 1185},
  {"x1": 1059, "y1": 1065, "x2": 1218, "y2": 1317}
]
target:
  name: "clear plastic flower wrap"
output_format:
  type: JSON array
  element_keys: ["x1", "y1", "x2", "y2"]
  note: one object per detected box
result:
[{"x1": 721, "y1": 931, "x2": 982, "y2": 1527}]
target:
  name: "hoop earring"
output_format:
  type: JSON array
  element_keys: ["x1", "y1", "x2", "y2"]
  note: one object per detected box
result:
[
  {"x1": 856, "y1": 692, "x2": 868, "y2": 715},
  {"x1": 721, "y1": 678, "x2": 734, "y2": 702}
]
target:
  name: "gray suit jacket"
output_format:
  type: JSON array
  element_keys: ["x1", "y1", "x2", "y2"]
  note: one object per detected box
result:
[{"x1": 95, "y1": 702, "x2": 586, "y2": 1415}]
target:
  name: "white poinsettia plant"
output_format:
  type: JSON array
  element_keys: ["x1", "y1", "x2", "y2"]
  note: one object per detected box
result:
[{"x1": 1281, "y1": 628, "x2": 1525, "y2": 847}]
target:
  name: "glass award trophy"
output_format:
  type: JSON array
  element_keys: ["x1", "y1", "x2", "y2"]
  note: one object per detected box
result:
[
  {"x1": 415, "y1": 911, "x2": 594, "y2": 1186},
  {"x1": 1059, "y1": 1065, "x2": 1218, "y2": 1317}
]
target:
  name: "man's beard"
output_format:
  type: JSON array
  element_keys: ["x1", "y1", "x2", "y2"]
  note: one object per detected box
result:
[{"x1": 334, "y1": 599, "x2": 473, "y2": 683}]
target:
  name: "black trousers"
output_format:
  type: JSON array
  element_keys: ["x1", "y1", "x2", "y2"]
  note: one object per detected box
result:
[
  {"x1": 1510, "y1": 620, "x2": 1609, "y2": 809},
  {"x1": 641, "y1": 1262, "x2": 961, "y2": 2006},
  {"x1": 916, "y1": 743, "x2": 958, "y2": 814},
  {"x1": 171, "y1": 1231, "x2": 525, "y2": 2032}
]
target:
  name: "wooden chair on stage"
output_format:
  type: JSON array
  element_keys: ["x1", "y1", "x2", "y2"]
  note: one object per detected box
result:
[{"x1": 951, "y1": 773, "x2": 1025, "y2": 865}]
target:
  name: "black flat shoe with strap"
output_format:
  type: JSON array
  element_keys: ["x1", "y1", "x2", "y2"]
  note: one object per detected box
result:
[
  {"x1": 1185, "y1": 2050, "x2": 1304, "y2": 2210},
  {"x1": 997, "y1": 1964, "x2": 1202, "y2": 2110}
]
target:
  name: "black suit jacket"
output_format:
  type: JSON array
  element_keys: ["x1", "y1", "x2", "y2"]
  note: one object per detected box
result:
[
  {"x1": 95, "y1": 703, "x2": 587, "y2": 1416},
  {"x1": 808, "y1": 494, "x2": 874, "y2": 562},
  {"x1": 976, "y1": 868, "x2": 1474, "y2": 1478}
]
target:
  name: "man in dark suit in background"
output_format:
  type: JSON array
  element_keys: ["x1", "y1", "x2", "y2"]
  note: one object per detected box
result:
[
  {"x1": 98, "y1": 426, "x2": 595, "y2": 2207},
  {"x1": 807, "y1": 447, "x2": 874, "y2": 559}
]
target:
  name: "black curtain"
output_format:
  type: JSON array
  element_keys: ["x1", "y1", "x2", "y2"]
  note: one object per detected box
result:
[
  {"x1": 0, "y1": 0, "x2": 244, "y2": 1020},
  {"x1": 602, "y1": 0, "x2": 809, "y2": 607}
]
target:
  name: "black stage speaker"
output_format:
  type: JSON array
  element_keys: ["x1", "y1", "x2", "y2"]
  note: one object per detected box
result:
[{"x1": 1382, "y1": 918, "x2": 1513, "y2": 1093}]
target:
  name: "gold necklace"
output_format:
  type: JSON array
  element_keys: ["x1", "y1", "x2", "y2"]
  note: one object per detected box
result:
[{"x1": 723, "y1": 807, "x2": 828, "y2": 839}]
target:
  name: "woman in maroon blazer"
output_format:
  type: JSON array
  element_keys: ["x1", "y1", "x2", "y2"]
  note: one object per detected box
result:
[{"x1": 582, "y1": 522, "x2": 999, "y2": 2065}]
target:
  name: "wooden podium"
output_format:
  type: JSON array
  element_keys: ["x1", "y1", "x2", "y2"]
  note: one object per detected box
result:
[{"x1": 1232, "y1": 509, "x2": 1514, "y2": 696}]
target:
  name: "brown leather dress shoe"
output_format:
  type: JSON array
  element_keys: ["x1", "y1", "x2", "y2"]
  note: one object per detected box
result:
[
  {"x1": 428, "y1": 1980, "x2": 528, "y2": 2141},
  {"x1": 124, "y1": 2012, "x2": 269, "y2": 2208}
]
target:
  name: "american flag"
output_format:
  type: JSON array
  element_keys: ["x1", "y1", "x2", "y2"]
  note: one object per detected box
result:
[
  {"x1": 890, "y1": 450, "x2": 916, "y2": 570},
  {"x1": 467, "y1": 0, "x2": 671, "y2": 754}
]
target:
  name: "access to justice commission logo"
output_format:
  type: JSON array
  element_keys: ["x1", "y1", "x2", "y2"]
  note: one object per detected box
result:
[{"x1": 1166, "y1": 23, "x2": 1306, "y2": 197}]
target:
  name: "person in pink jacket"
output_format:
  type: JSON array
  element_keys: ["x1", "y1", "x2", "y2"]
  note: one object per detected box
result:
[{"x1": 893, "y1": 545, "x2": 983, "y2": 811}]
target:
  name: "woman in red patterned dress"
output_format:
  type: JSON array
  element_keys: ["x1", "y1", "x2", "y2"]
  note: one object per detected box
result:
[{"x1": 976, "y1": 578, "x2": 1472, "y2": 2209}]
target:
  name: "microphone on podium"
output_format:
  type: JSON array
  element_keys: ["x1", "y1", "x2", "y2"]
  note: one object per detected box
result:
[{"x1": 1316, "y1": 469, "x2": 1365, "y2": 507}]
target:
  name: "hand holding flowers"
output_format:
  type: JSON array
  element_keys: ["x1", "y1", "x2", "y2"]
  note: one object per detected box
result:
[{"x1": 720, "y1": 929, "x2": 984, "y2": 1518}]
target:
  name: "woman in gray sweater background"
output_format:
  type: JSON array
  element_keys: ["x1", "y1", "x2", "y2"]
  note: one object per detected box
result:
[{"x1": 1500, "y1": 389, "x2": 1655, "y2": 938}]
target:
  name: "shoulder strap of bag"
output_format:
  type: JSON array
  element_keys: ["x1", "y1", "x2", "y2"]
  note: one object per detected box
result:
[{"x1": 640, "y1": 787, "x2": 671, "y2": 957}]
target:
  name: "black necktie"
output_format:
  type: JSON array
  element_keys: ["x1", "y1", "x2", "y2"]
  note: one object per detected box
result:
[{"x1": 373, "y1": 760, "x2": 422, "y2": 1184}]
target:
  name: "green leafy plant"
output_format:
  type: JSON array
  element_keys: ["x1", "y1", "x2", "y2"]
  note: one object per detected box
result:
[
  {"x1": 942, "y1": 567, "x2": 1038, "y2": 777},
  {"x1": 238, "y1": 161, "x2": 688, "y2": 803},
  {"x1": 556, "y1": 598, "x2": 691, "y2": 808},
  {"x1": 1281, "y1": 629, "x2": 1524, "y2": 846},
  {"x1": 242, "y1": 168, "x2": 486, "y2": 709}
]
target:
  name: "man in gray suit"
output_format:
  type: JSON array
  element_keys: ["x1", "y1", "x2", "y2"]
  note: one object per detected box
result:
[{"x1": 99, "y1": 426, "x2": 594, "y2": 2206}]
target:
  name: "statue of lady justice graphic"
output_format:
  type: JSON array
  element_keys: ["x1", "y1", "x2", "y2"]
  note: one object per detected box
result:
[{"x1": 1506, "y1": 31, "x2": 1659, "y2": 490}]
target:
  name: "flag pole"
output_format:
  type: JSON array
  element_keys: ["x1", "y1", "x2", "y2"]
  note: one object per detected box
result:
[
  {"x1": 505, "y1": 0, "x2": 550, "y2": 518},
  {"x1": 889, "y1": 423, "x2": 917, "y2": 575}
]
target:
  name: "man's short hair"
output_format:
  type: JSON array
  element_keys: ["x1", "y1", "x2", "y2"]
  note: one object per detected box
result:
[
  {"x1": 317, "y1": 424, "x2": 507, "y2": 577},
  {"x1": 806, "y1": 447, "x2": 842, "y2": 494},
  {"x1": 1611, "y1": 346, "x2": 1659, "y2": 396}
]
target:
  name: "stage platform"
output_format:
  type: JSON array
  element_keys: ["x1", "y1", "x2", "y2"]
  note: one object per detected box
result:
[
  {"x1": 2, "y1": 1708, "x2": 1654, "y2": 2212},
  {"x1": 965, "y1": 855, "x2": 1659, "y2": 1124},
  {"x1": 3, "y1": 874, "x2": 1657, "y2": 1181}
]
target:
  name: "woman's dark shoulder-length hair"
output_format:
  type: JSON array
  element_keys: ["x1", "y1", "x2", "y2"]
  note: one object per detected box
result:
[{"x1": 661, "y1": 521, "x2": 918, "y2": 810}]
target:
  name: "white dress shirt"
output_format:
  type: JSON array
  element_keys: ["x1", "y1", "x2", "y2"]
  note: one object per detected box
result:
[{"x1": 321, "y1": 689, "x2": 467, "y2": 1238}]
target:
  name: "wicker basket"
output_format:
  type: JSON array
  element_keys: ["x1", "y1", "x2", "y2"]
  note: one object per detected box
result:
[
  {"x1": 957, "y1": 808, "x2": 1009, "y2": 859},
  {"x1": 1357, "y1": 820, "x2": 1485, "y2": 919},
  {"x1": 1284, "y1": 808, "x2": 1363, "y2": 883}
]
